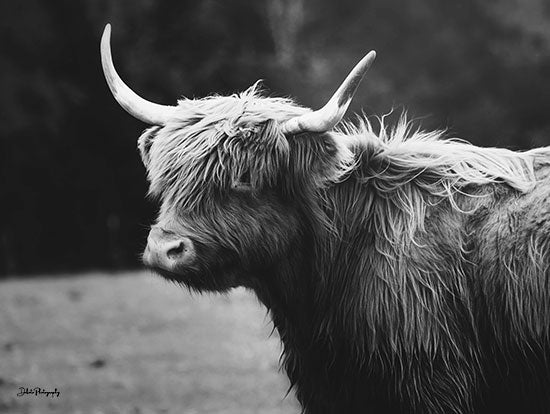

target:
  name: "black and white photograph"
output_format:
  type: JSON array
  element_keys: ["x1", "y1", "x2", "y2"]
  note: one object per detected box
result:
[{"x1": 2, "y1": 1, "x2": 550, "y2": 413}]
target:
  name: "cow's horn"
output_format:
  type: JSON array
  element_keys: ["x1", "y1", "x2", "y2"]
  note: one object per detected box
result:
[
  {"x1": 281, "y1": 51, "x2": 376, "y2": 135},
  {"x1": 101, "y1": 24, "x2": 175, "y2": 125}
]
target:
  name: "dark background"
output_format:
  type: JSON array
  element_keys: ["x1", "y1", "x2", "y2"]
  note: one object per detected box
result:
[{"x1": 2, "y1": 0, "x2": 550, "y2": 276}]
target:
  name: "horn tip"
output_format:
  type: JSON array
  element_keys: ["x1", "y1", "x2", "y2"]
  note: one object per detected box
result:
[
  {"x1": 102, "y1": 23, "x2": 112, "y2": 41},
  {"x1": 100, "y1": 24, "x2": 112, "y2": 62},
  {"x1": 365, "y1": 50, "x2": 376, "y2": 63}
]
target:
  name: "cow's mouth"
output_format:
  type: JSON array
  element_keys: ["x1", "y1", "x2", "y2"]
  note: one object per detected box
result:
[
  {"x1": 146, "y1": 264, "x2": 192, "y2": 283},
  {"x1": 145, "y1": 257, "x2": 242, "y2": 292}
]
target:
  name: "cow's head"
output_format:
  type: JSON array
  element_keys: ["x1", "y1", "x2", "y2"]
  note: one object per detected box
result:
[{"x1": 101, "y1": 24, "x2": 375, "y2": 292}]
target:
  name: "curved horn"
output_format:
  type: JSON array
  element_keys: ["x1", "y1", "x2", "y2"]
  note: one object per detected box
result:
[
  {"x1": 281, "y1": 51, "x2": 376, "y2": 135},
  {"x1": 101, "y1": 24, "x2": 175, "y2": 125}
]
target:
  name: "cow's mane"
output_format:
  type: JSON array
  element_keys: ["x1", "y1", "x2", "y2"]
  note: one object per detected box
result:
[
  {"x1": 326, "y1": 116, "x2": 541, "y2": 246},
  {"x1": 343, "y1": 115, "x2": 537, "y2": 195}
]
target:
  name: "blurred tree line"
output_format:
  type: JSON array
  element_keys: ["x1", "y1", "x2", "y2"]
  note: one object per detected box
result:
[{"x1": 1, "y1": 0, "x2": 550, "y2": 275}]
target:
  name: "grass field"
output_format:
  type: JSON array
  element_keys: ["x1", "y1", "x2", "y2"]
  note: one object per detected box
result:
[{"x1": 0, "y1": 272, "x2": 299, "y2": 414}]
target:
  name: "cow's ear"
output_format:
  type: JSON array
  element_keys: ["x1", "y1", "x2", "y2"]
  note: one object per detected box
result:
[
  {"x1": 288, "y1": 132, "x2": 355, "y2": 188},
  {"x1": 138, "y1": 126, "x2": 162, "y2": 168}
]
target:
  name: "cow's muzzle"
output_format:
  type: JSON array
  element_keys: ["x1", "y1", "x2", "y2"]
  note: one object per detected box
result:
[{"x1": 143, "y1": 226, "x2": 196, "y2": 273}]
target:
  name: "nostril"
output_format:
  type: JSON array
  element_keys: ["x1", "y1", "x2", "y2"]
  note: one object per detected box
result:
[{"x1": 166, "y1": 240, "x2": 186, "y2": 259}]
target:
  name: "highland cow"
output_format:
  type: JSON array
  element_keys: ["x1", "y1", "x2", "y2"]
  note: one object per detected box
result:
[{"x1": 101, "y1": 24, "x2": 550, "y2": 413}]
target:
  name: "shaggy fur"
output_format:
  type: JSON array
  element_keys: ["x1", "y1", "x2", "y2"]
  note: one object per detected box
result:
[{"x1": 139, "y1": 84, "x2": 550, "y2": 413}]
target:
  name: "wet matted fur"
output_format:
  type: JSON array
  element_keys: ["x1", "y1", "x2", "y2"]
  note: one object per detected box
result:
[{"x1": 141, "y1": 85, "x2": 550, "y2": 413}]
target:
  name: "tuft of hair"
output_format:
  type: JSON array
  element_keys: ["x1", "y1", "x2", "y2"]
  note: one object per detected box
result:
[{"x1": 142, "y1": 82, "x2": 310, "y2": 211}]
